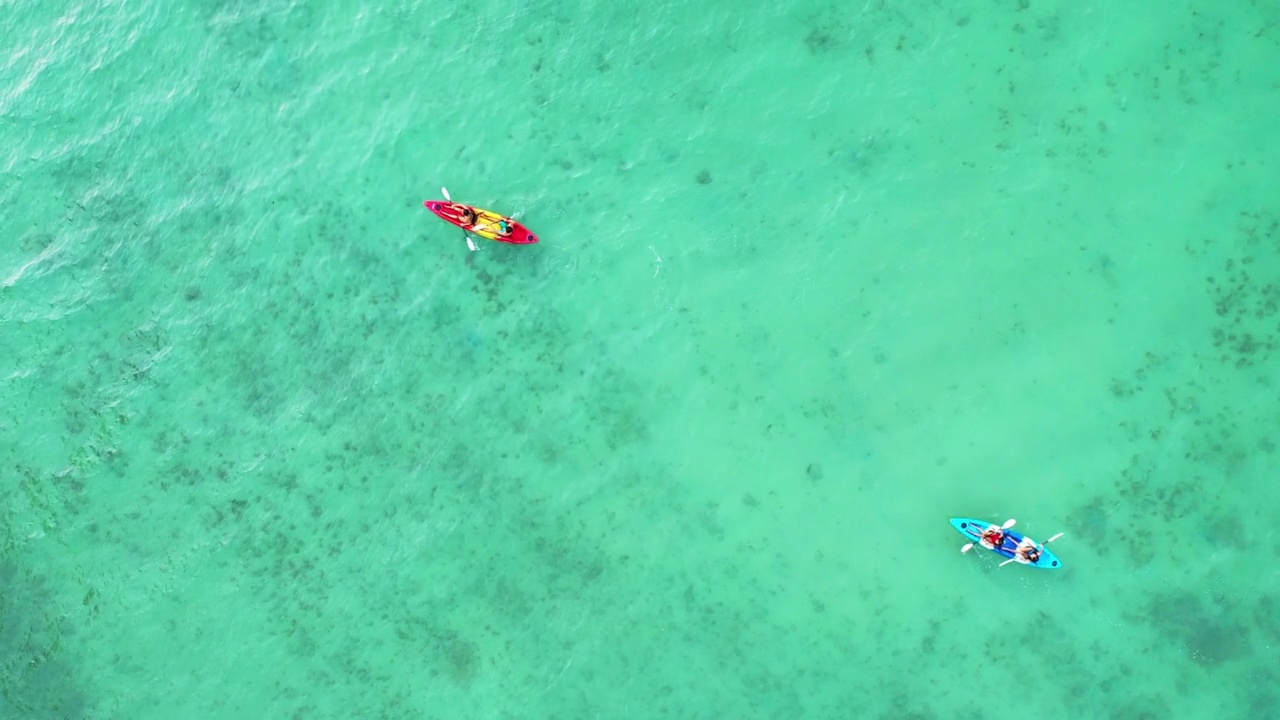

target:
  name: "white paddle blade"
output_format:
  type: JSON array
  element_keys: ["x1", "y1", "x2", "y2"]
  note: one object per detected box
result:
[
  {"x1": 441, "y1": 186, "x2": 452, "y2": 201},
  {"x1": 999, "y1": 558, "x2": 1018, "y2": 567},
  {"x1": 1002, "y1": 518, "x2": 1017, "y2": 529},
  {"x1": 466, "y1": 237, "x2": 477, "y2": 252},
  {"x1": 961, "y1": 543, "x2": 974, "y2": 554},
  {"x1": 1044, "y1": 532, "x2": 1064, "y2": 544}
]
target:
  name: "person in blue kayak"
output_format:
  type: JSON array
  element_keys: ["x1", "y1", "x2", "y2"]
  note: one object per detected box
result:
[
  {"x1": 978, "y1": 524, "x2": 1007, "y2": 550},
  {"x1": 1013, "y1": 537, "x2": 1043, "y2": 564}
]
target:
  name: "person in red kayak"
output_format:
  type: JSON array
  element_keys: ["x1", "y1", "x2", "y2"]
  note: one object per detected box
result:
[
  {"x1": 457, "y1": 205, "x2": 477, "y2": 228},
  {"x1": 476, "y1": 217, "x2": 515, "y2": 237}
]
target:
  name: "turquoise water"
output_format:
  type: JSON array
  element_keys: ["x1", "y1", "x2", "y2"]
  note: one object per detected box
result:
[{"x1": 3, "y1": 0, "x2": 1279, "y2": 717}]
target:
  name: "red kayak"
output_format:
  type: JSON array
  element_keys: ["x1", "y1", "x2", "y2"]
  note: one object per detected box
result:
[{"x1": 424, "y1": 199, "x2": 538, "y2": 245}]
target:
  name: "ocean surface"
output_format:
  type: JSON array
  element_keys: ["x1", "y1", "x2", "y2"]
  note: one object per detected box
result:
[{"x1": 3, "y1": 0, "x2": 1279, "y2": 718}]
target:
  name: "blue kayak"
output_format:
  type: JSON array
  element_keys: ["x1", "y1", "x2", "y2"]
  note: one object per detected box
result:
[{"x1": 950, "y1": 517, "x2": 1063, "y2": 569}]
